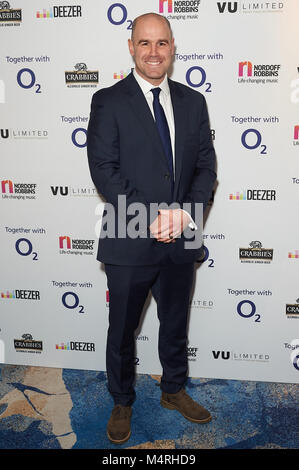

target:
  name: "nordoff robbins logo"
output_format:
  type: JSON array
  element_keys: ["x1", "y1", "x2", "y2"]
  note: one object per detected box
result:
[{"x1": 239, "y1": 240, "x2": 273, "y2": 263}]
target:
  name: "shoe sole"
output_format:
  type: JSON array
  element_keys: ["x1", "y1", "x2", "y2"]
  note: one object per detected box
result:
[
  {"x1": 107, "y1": 430, "x2": 131, "y2": 444},
  {"x1": 160, "y1": 399, "x2": 212, "y2": 424}
]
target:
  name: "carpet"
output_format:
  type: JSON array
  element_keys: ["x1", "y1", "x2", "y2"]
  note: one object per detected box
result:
[{"x1": 0, "y1": 364, "x2": 298, "y2": 450}]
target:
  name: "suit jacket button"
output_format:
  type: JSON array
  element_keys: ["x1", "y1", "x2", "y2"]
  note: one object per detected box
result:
[{"x1": 164, "y1": 174, "x2": 170, "y2": 180}]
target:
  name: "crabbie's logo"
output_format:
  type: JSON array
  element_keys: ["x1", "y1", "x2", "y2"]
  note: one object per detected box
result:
[
  {"x1": 58, "y1": 235, "x2": 95, "y2": 255},
  {"x1": 65, "y1": 63, "x2": 98, "y2": 88},
  {"x1": 14, "y1": 334, "x2": 42, "y2": 353},
  {"x1": 239, "y1": 241, "x2": 273, "y2": 264},
  {"x1": 286, "y1": 299, "x2": 299, "y2": 318},
  {"x1": 0, "y1": 2, "x2": 22, "y2": 26}
]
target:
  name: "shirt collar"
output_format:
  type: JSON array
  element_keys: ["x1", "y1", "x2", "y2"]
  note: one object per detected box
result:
[{"x1": 133, "y1": 68, "x2": 170, "y2": 97}]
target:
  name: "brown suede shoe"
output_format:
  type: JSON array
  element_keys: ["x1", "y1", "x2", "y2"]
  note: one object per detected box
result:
[
  {"x1": 107, "y1": 404, "x2": 132, "y2": 444},
  {"x1": 161, "y1": 389, "x2": 212, "y2": 423}
]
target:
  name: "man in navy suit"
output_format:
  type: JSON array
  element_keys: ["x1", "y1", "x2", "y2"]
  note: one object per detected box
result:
[{"x1": 87, "y1": 12, "x2": 216, "y2": 444}]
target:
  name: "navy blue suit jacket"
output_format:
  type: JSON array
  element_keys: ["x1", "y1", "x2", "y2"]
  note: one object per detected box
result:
[{"x1": 87, "y1": 72, "x2": 216, "y2": 265}]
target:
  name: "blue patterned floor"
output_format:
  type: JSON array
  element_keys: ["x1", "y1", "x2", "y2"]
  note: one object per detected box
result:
[{"x1": 0, "y1": 364, "x2": 298, "y2": 449}]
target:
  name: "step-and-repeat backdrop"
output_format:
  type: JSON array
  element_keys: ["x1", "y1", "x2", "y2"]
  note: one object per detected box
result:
[{"x1": 1, "y1": 0, "x2": 298, "y2": 383}]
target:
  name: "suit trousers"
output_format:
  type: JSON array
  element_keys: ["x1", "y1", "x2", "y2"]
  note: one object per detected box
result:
[{"x1": 105, "y1": 256, "x2": 194, "y2": 406}]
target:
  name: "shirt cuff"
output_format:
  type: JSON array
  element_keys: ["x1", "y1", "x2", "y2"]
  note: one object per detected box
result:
[{"x1": 181, "y1": 209, "x2": 198, "y2": 231}]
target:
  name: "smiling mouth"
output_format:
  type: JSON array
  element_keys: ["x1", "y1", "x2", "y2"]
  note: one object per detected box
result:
[{"x1": 145, "y1": 60, "x2": 162, "y2": 66}]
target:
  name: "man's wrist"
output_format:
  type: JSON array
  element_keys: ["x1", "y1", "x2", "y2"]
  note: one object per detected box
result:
[{"x1": 180, "y1": 209, "x2": 198, "y2": 231}]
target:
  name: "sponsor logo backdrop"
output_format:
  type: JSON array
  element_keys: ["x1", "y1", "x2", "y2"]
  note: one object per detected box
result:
[{"x1": 1, "y1": 0, "x2": 298, "y2": 383}]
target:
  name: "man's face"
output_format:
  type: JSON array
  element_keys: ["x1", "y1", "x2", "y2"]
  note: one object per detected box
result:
[{"x1": 128, "y1": 16, "x2": 174, "y2": 86}]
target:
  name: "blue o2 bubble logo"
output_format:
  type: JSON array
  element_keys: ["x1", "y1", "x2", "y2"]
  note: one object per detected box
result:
[
  {"x1": 197, "y1": 246, "x2": 215, "y2": 267},
  {"x1": 237, "y1": 300, "x2": 261, "y2": 322},
  {"x1": 241, "y1": 129, "x2": 267, "y2": 155},
  {"x1": 107, "y1": 3, "x2": 132, "y2": 29},
  {"x1": 17, "y1": 68, "x2": 41, "y2": 93},
  {"x1": 293, "y1": 354, "x2": 299, "y2": 371},
  {"x1": 289, "y1": 339, "x2": 299, "y2": 371},
  {"x1": 62, "y1": 291, "x2": 85, "y2": 313},
  {"x1": 186, "y1": 66, "x2": 211, "y2": 92},
  {"x1": 15, "y1": 238, "x2": 38, "y2": 260},
  {"x1": 72, "y1": 128, "x2": 87, "y2": 148}
]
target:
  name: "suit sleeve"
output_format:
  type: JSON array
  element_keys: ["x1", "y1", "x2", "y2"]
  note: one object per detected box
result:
[
  {"x1": 87, "y1": 90, "x2": 157, "y2": 226},
  {"x1": 182, "y1": 95, "x2": 217, "y2": 220}
]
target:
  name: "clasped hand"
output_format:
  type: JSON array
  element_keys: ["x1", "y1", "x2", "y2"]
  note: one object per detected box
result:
[{"x1": 149, "y1": 209, "x2": 190, "y2": 243}]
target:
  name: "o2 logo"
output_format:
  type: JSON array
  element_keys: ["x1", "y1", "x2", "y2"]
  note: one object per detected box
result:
[
  {"x1": 198, "y1": 245, "x2": 215, "y2": 268},
  {"x1": 290, "y1": 339, "x2": 299, "y2": 371},
  {"x1": 292, "y1": 353, "x2": 299, "y2": 371},
  {"x1": 186, "y1": 66, "x2": 212, "y2": 93},
  {"x1": 62, "y1": 291, "x2": 85, "y2": 314},
  {"x1": 17, "y1": 68, "x2": 41, "y2": 94},
  {"x1": 107, "y1": 3, "x2": 132, "y2": 29},
  {"x1": 72, "y1": 128, "x2": 87, "y2": 148},
  {"x1": 241, "y1": 129, "x2": 267, "y2": 155},
  {"x1": 237, "y1": 300, "x2": 261, "y2": 322},
  {"x1": 15, "y1": 238, "x2": 38, "y2": 261}
]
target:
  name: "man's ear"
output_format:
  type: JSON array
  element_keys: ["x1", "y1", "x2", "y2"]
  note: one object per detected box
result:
[
  {"x1": 171, "y1": 37, "x2": 175, "y2": 56},
  {"x1": 128, "y1": 39, "x2": 134, "y2": 57}
]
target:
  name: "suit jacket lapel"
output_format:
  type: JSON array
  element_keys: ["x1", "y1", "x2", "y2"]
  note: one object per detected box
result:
[
  {"x1": 123, "y1": 74, "x2": 169, "y2": 173},
  {"x1": 168, "y1": 78, "x2": 187, "y2": 200},
  {"x1": 122, "y1": 74, "x2": 188, "y2": 200}
]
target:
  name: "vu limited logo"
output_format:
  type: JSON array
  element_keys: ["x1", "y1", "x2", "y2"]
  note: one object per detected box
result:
[{"x1": 217, "y1": 2, "x2": 237, "y2": 13}]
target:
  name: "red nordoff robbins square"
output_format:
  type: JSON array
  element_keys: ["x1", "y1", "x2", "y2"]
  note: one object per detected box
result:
[{"x1": 96, "y1": 195, "x2": 203, "y2": 250}]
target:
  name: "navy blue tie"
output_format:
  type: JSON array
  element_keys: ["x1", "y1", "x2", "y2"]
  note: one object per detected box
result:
[{"x1": 151, "y1": 87, "x2": 174, "y2": 192}]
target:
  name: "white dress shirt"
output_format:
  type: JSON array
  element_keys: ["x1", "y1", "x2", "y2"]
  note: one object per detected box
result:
[
  {"x1": 133, "y1": 69, "x2": 197, "y2": 230},
  {"x1": 133, "y1": 69, "x2": 175, "y2": 168}
]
